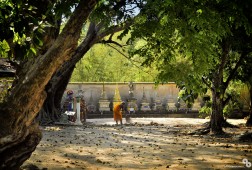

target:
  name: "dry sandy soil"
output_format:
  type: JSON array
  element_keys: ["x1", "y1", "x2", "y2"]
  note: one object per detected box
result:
[{"x1": 22, "y1": 118, "x2": 252, "y2": 170}]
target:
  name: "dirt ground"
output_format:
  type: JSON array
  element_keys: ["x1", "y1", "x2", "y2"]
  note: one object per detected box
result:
[{"x1": 22, "y1": 118, "x2": 252, "y2": 170}]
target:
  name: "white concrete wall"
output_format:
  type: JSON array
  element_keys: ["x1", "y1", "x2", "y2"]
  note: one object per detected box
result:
[{"x1": 64, "y1": 82, "x2": 180, "y2": 110}]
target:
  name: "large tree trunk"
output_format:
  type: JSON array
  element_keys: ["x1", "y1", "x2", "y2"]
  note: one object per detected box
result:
[
  {"x1": 0, "y1": 1, "x2": 97, "y2": 169},
  {"x1": 210, "y1": 79, "x2": 225, "y2": 134},
  {"x1": 210, "y1": 41, "x2": 229, "y2": 135},
  {"x1": 210, "y1": 66, "x2": 225, "y2": 134},
  {"x1": 38, "y1": 65, "x2": 75, "y2": 125},
  {"x1": 38, "y1": 22, "x2": 99, "y2": 124}
]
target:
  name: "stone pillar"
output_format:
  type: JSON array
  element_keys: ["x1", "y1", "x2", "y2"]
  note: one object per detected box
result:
[
  {"x1": 75, "y1": 97, "x2": 82, "y2": 125},
  {"x1": 153, "y1": 98, "x2": 162, "y2": 111},
  {"x1": 167, "y1": 98, "x2": 176, "y2": 111},
  {"x1": 140, "y1": 87, "x2": 151, "y2": 111},
  {"x1": 87, "y1": 91, "x2": 96, "y2": 113},
  {"x1": 127, "y1": 99, "x2": 138, "y2": 113},
  {"x1": 127, "y1": 81, "x2": 138, "y2": 113},
  {"x1": 99, "y1": 83, "x2": 111, "y2": 113},
  {"x1": 179, "y1": 99, "x2": 187, "y2": 111}
]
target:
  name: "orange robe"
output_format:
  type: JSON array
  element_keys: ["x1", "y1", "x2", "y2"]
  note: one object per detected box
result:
[{"x1": 113, "y1": 103, "x2": 122, "y2": 121}]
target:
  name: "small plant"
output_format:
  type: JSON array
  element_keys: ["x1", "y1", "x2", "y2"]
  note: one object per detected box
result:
[
  {"x1": 0, "y1": 79, "x2": 11, "y2": 103},
  {"x1": 199, "y1": 101, "x2": 212, "y2": 118},
  {"x1": 223, "y1": 99, "x2": 243, "y2": 118},
  {"x1": 178, "y1": 88, "x2": 198, "y2": 111}
]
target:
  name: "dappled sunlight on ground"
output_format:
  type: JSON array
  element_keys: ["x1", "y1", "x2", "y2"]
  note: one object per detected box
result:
[{"x1": 22, "y1": 118, "x2": 251, "y2": 170}]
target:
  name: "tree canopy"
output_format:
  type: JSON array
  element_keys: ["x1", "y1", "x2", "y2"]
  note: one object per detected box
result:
[
  {"x1": 127, "y1": 0, "x2": 252, "y2": 133},
  {"x1": 71, "y1": 32, "x2": 158, "y2": 82}
]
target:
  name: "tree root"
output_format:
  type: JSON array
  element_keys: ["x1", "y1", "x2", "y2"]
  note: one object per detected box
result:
[
  {"x1": 245, "y1": 116, "x2": 252, "y2": 127},
  {"x1": 0, "y1": 123, "x2": 42, "y2": 170},
  {"x1": 188, "y1": 127, "x2": 210, "y2": 135},
  {"x1": 36, "y1": 108, "x2": 54, "y2": 126},
  {"x1": 222, "y1": 120, "x2": 239, "y2": 128},
  {"x1": 20, "y1": 164, "x2": 40, "y2": 170},
  {"x1": 188, "y1": 120, "x2": 238, "y2": 136}
]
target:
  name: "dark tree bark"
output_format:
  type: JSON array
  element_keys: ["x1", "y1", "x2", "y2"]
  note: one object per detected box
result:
[
  {"x1": 0, "y1": 1, "x2": 97, "y2": 169},
  {"x1": 246, "y1": 86, "x2": 252, "y2": 126},
  {"x1": 210, "y1": 77, "x2": 225, "y2": 134},
  {"x1": 38, "y1": 65, "x2": 75, "y2": 125},
  {"x1": 210, "y1": 41, "x2": 229, "y2": 135},
  {"x1": 38, "y1": 22, "x2": 99, "y2": 124},
  {"x1": 246, "y1": 110, "x2": 252, "y2": 126}
]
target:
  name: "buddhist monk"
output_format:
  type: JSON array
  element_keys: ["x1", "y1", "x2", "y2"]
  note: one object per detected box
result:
[{"x1": 113, "y1": 101, "x2": 125, "y2": 126}]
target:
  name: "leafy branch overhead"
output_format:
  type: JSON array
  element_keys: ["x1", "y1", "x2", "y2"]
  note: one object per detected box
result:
[{"x1": 126, "y1": 0, "x2": 252, "y2": 133}]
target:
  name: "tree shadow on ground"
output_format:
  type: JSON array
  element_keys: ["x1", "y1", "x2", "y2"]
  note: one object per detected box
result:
[{"x1": 22, "y1": 122, "x2": 252, "y2": 170}]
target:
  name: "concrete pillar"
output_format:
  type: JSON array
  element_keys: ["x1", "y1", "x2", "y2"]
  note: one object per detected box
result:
[{"x1": 75, "y1": 97, "x2": 82, "y2": 125}]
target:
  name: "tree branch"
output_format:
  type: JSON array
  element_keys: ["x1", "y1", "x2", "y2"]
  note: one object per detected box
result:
[
  {"x1": 100, "y1": 39, "x2": 123, "y2": 47},
  {"x1": 95, "y1": 20, "x2": 133, "y2": 42},
  {"x1": 53, "y1": 19, "x2": 133, "y2": 85},
  {"x1": 223, "y1": 94, "x2": 232, "y2": 107},
  {"x1": 201, "y1": 76, "x2": 211, "y2": 89},
  {"x1": 106, "y1": 43, "x2": 155, "y2": 78},
  {"x1": 223, "y1": 52, "x2": 248, "y2": 90}
]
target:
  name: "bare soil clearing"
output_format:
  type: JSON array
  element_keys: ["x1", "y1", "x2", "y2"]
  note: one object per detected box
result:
[{"x1": 22, "y1": 118, "x2": 252, "y2": 170}]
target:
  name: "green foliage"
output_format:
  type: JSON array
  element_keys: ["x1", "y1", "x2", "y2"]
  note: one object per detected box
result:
[
  {"x1": 235, "y1": 55, "x2": 252, "y2": 110},
  {"x1": 71, "y1": 29, "x2": 158, "y2": 82},
  {"x1": 238, "y1": 84, "x2": 251, "y2": 109},
  {"x1": 130, "y1": 0, "x2": 225, "y2": 59},
  {"x1": 0, "y1": 79, "x2": 12, "y2": 102},
  {"x1": 91, "y1": 0, "x2": 141, "y2": 26},
  {"x1": 0, "y1": 0, "x2": 81, "y2": 60},
  {"x1": 223, "y1": 100, "x2": 243, "y2": 118},
  {"x1": 199, "y1": 101, "x2": 212, "y2": 118},
  {"x1": 178, "y1": 87, "x2": 198, "y2": 108},
  {"x1": 127, "y1": 0, "x2": 232, "y2": 94},
  {"x1": 71, "y1": 43, "x2": 158, "y2": 82},
  {"x1": 223, "y1": 81, "x2": 245, "y2": 117},
  {"x1": 199, "y1": 95, "x2": 212, "y2": 118},
  {"x1": 0, "y1": 0, "x2": 49, "y2": 59},
  {"x1": 125, "y1": 0, "x2": 252, "y2": 124},
  {"x1": 0, "y1": 40, "x2": 10, "y2": 58},
  {"x1": 129, "y1": 0, "x2": 252, "y2": 83}
]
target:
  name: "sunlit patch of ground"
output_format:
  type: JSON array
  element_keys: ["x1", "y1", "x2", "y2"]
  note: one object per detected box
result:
[{"x1": 22, "y1": 118, "x2": 251, "y2": 170}]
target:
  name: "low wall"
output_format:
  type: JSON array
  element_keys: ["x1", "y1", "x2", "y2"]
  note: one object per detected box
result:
[
  {"x1": 63, "y1": 82, "x2": 205, "y2": 119},
  {"x1": 87, "y1": 111, "x2": 199, "y2": 119},
  {"x1": 64, "y1": 82, "x2": 181, "y2": 110},
  {"x1": 64, "y1": 82, "x2": 249, "y2": 119}
]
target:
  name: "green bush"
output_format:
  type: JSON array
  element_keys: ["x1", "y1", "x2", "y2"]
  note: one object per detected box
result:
[{"x1": 199, "y1": 101, "x2": 212, "y2": 118}]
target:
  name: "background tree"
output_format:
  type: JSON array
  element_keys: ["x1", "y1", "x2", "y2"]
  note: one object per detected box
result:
[{"x1": 128, "y1": 0, "x2": 252, "y2": 134}]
